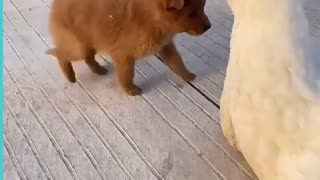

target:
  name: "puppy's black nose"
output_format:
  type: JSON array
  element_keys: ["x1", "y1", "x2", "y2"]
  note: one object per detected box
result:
[{"x1": 204, "y1": 23, "x2": 211, "y2": 31}]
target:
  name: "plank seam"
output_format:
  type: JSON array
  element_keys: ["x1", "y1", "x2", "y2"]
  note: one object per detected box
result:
[
  {"x1": 145, "y1": 60, "x2": 221, "y2": 123},
  {"x1": 4, "y1": 99, "x2": 54, "y2": 180},
  {"x1": 76, "y1": 81, "x2": 165, "y2": 180},
  {"x1": 4, "y1": 136, "x2": 28, "y2": 180},
  {"x1": 147, "y1": 87, "x2": 253, "y2": 179},
  {"x1": 135, "y1": 59, "x2": 255, "y2": 179},
  {"x1": 3, "y1": 64, "x2": 80, "y2": 180},
  {"x1": 189, "y1": 83, "x2": 220, "y2": 108},
  {"x1": 4, "y1": 33, "x2": 82, "y2": 180},
  {"x1": 4, "y1": 32, "x2": 107, "y2": 180},
  {"x1": 141, "y1": 96, "x2": 227, "y2": 180},
  {"x1": 63, "y1": 93, "x2": 136, "y2": 180},
  {"x1": 177, "y1": 41, "x2": 226, "y2": 75}
]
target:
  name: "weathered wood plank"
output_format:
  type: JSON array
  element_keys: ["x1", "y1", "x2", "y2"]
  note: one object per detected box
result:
[
  {"x1": 4, "y1": 146, "x2": 21, "y2": 180},
  {"x1": 3, "y1": 106, "x2": 25, "y2": 180},
  {"x1": 4, "y1": 28, "x2": 104, "y2": 180},
  {"x1": 4, "y1": 76, "x2": 75, "y2": 180},
  {"x1": 3, "y1": 92, "x2": 48, "y2": 180}
]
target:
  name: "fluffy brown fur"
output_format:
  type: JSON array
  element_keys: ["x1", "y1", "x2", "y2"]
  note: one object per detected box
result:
[{"x1": 46, "y1": 0, "x2": 211, "y2": 95}]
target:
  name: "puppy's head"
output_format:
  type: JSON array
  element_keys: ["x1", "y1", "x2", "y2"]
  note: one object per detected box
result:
[{"x1": 159, "y1": 0, "x2": 211, "y2": 35}]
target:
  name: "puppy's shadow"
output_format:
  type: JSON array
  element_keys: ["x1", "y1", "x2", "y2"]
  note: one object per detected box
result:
[
  {"x1": 138, "y1": 71, "x2": 168, "y2": 94},
  {"x1": 98, "y1": 58, "x2": 168, "y2": 94},
  {"x1": 97, "y1": 57, "x2": 223, "y2": 93}
]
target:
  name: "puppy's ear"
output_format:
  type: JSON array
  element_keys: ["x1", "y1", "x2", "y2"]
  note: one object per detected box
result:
[{"x1": 164, "y1": 0, "x2": 185, "y2": 11}]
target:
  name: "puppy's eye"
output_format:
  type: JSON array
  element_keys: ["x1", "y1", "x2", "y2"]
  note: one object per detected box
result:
[{"x1": 166, "y1": 7, "x2": 178, "y2": 12}]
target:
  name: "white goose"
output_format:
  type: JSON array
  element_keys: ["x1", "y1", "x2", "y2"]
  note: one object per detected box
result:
[{"x1": 220, "y1": 0, "x2": 320, "y2": 179}]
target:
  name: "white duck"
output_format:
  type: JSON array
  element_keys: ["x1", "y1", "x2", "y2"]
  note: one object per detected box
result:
[{"x1": 220, "y1": 0, "x2": 320, "y2": 179}]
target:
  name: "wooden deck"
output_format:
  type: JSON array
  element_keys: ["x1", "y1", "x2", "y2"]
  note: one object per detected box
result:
[{"x1": 3, "y1": 0, "x2": 320, "y2": 179}]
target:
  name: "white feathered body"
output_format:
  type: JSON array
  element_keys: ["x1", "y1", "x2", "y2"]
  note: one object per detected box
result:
[{"x1": 221, "y1": 0, "x2": 320, "y2": 179}]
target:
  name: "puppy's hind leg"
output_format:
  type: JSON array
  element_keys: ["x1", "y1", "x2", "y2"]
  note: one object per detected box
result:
[
  {"x1": 46, "y1": 47, "x2": 77, "y2": 83},
  {"x1": 84, "y1": 49, "x2": 108, "y2": 75},
  {"x1": 59, "y1": 60, "x2": 76, "y2": 83}
]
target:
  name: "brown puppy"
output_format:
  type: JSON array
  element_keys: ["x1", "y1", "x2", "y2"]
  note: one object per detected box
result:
[{"x1": 46, "y1": 0, "x2": 211, "y2": 95}]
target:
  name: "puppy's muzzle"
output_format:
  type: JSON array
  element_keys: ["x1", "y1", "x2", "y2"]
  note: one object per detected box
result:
[
  {"x1": 187, "y1": 16, "x2": 212, "y2": 36},
  {"x1": 203, "y1": 22, "x2": 211, "y2": 32},
  {"x1": 194, "y1": 21, "x2": 211, "y2": 35}
]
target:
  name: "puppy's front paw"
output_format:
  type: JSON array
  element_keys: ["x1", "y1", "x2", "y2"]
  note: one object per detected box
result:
[
  {"x1": 126, "y1": 85, "x2": 142, "y2": 96},
  {"x1": 66, "y1": 74, "x2": 77, "y2": 83},
  {"x1": 182, "y1": 72, "x2": 196, "y2": 82}
]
